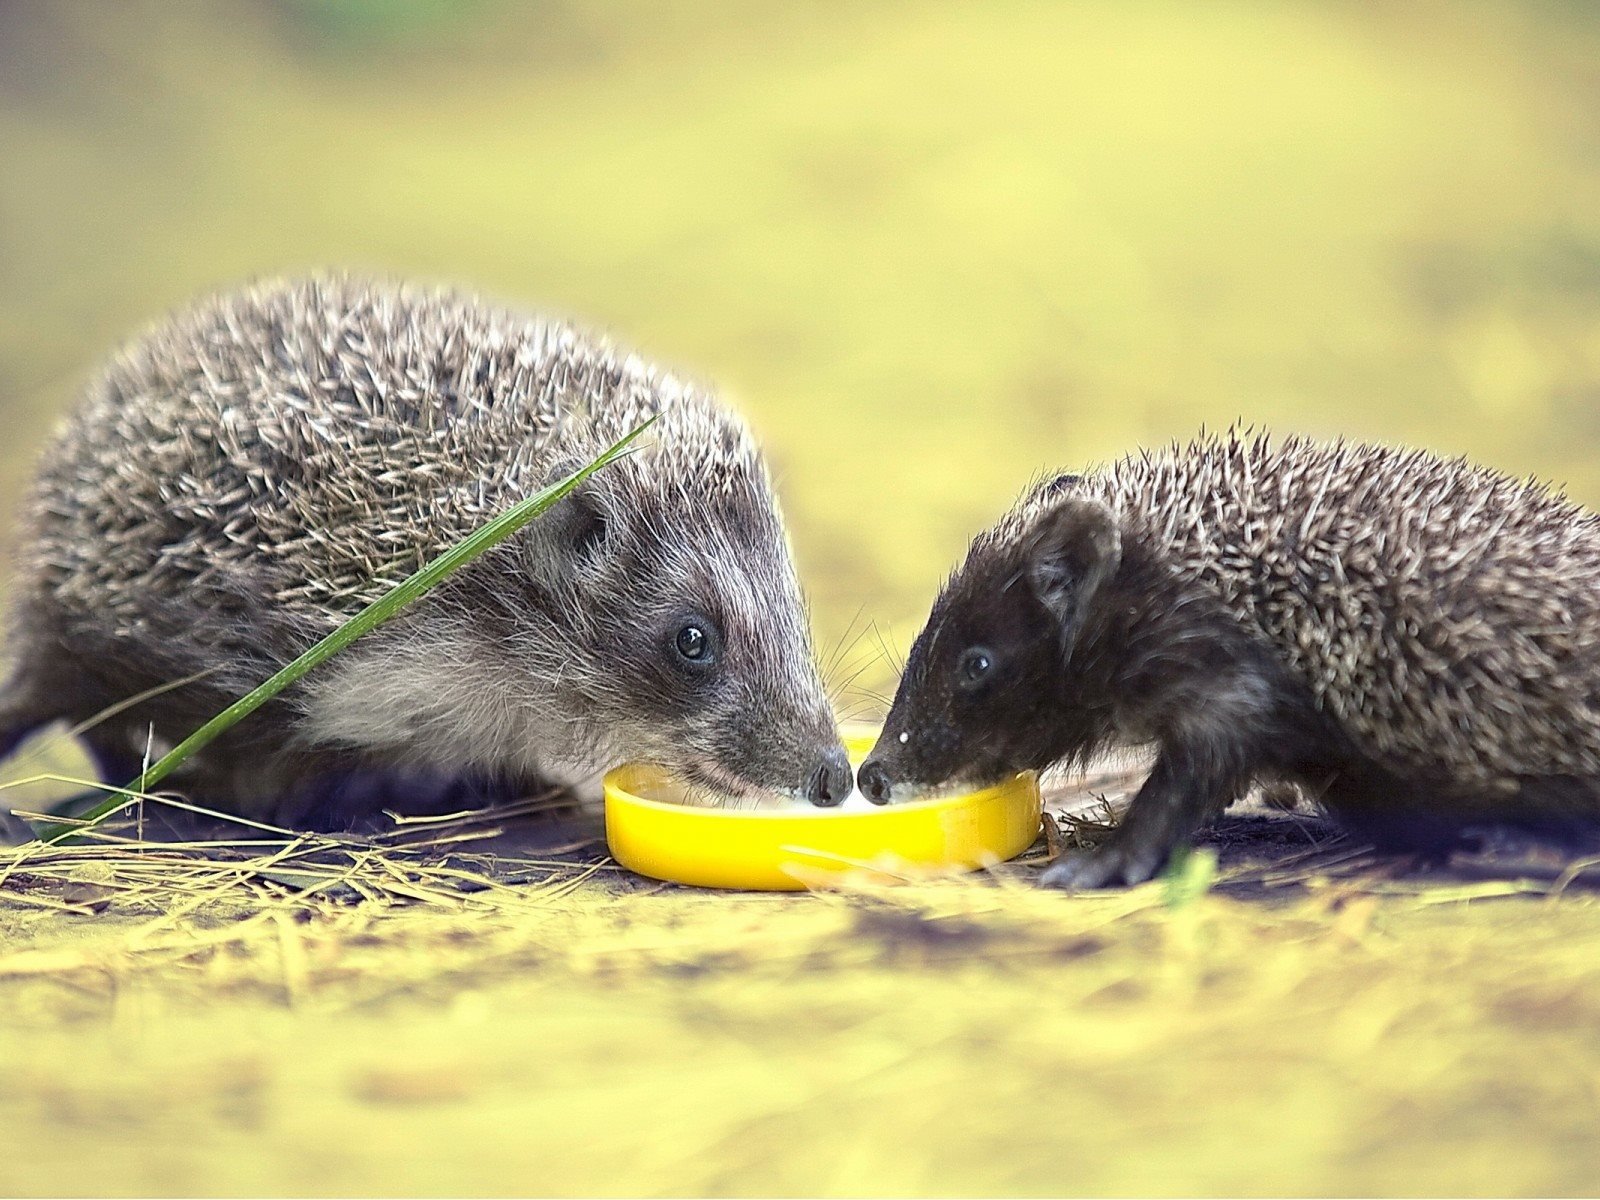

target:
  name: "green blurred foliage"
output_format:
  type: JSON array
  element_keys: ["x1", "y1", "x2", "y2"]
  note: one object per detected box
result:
[{"x1": 7, "y1": 1, "x2": 1600, "y2": 684}]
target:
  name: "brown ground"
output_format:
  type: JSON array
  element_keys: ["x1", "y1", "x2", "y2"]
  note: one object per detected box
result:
[{"x1": 1, "y1": 769, "x2": 1596, "y2": 1196}]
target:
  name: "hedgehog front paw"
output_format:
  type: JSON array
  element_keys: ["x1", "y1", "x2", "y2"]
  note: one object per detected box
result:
[{"x1": 1038, "y1": 842, "x2": 1166, "y2": 890}]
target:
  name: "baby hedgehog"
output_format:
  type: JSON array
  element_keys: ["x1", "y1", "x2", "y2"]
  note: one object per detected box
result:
[
  {"x1": 857, "y1": 430, "x2": 1600, "y2": 888},
  {"x1": 0, "y1": 275, "x2": 850, "y2": 827}
]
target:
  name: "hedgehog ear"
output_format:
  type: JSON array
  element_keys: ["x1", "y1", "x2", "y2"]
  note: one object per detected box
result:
[
  {"x1": 520, "y1": 472, "x2": 613, "y2": 589},
  {"x1": 1023, "y1": 496, "x2": 1122, "y2": 637}
]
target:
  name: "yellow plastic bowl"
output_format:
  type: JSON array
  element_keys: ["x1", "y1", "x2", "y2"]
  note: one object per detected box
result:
[{"x1": 604, "y1": 731, "x2": 1042, "y2": 890}]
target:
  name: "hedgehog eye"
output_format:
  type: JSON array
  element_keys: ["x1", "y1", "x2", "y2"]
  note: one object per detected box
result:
[
  {"x1": 670, "y1": 618, "x2": 721, "y2": 670},
  {"x1": 955, "y1": 646, "x2": 995, "y2": 690},
  {"x1": 676, "y1": 626, "x2": 708, "y2": 659}
]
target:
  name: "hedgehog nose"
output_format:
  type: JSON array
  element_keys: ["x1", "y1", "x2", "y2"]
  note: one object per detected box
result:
[
  {"x1": 857, "y1": 759, "x2": 892, "y2": 805},
  {"x1": 806, "y1": 747, "x2": 854, "y2": 807}
]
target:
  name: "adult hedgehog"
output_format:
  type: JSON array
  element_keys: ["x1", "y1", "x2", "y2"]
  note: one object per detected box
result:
[
  {"x1": 858, "y1": 430, "x2": 1600, "y2": 887},
  {"x1": 0, "y1": 275, "x2": 851, "y2": 827}
]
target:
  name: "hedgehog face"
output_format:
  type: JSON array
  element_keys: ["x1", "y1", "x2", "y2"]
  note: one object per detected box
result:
[
  {"x1": 858, "y1": 495, "x2": 1123, "y2": 803},
  {"x1": 522, "y1": 429, "x2": 848, "y2": 804},
  {"x1": 612, "y1": 592, "x2": 848, "y2": 803}
]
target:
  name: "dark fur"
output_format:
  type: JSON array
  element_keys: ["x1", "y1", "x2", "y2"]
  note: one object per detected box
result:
[{"x1": 859, "y1": 434, "x2": 1600, "y2": 887}]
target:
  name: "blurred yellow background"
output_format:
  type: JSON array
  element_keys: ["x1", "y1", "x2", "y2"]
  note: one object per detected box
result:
[
  {"x1": 4, "y1": 5, "x2": 1600, "y2": 1196},
  {"x1": 9, "y1": 1, "x2": 1600, "y2": 672}
]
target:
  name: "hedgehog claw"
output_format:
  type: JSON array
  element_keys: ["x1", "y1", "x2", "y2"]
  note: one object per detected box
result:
[{"x1": 1039, "y1": 842, "x2": 1165, "y2": 890}]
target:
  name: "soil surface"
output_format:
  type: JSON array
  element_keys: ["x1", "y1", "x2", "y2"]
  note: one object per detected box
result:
[{"x1": 2, "y1": 774, "x2": 1597, "y2": 1196}]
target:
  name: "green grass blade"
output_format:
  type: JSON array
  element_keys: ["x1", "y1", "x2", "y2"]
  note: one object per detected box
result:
[{"x1": 40, "y1": 417, "x2": 655, "y2": 841}]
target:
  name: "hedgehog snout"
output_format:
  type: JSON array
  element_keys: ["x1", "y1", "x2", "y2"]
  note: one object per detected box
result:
[
  {"x1": 805, "y1": 745, "x2": 854, "y2": 807},
  {"x1": 857, "y1": 720, "x2": 962, "y2": 804},
  {"x1": 856, "y1": 757, "x2": 893, "y2": 805}
]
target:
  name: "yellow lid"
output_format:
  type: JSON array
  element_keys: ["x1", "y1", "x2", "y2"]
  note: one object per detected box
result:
[{"x1": 603, "y1": 730, "x2": 1042, "y2": 891}]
